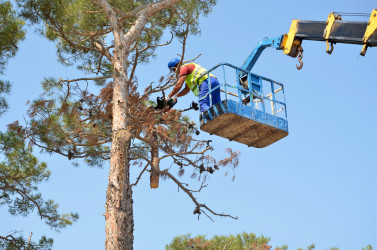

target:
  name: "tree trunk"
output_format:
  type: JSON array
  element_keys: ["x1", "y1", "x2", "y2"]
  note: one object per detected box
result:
[
  {"x1": 98, "y1": 1, "x2": 183, "y2": 248},
  {"x1": 150, "y1": 133, "x2": 159, "y2": 188},
  {"x1": 105, "y1": 130, "x2": 133, "y2": 249},
  {"x1": 105, "y1": 28, "x2": 134, "y2": 249}
]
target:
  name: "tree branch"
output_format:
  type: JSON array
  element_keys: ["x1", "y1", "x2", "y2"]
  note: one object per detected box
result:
[
  {"x1": 131, "y1": 163, "x2": 150, "y2": 187},
  {"x1": 160, "y1": 169, "x2": 238, "y2": 220},
  {"x1": 129, "y1": 150, "x2": 154, "y2": 167},
  {"x1": 123, "y1": 0, "x2": 183, "y2": 49},
  {"x1": 58, "y1": 76, "x2": 112, "y2": 84}
]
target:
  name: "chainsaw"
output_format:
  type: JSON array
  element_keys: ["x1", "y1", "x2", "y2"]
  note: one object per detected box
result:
[{"x1": 154, "y1": 96, "x2": 177, "y2": 110}]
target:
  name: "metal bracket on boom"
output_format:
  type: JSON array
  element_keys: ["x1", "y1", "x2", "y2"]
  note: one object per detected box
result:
[
  {"x1": 361, "y1": 9, "x2": 377, "y2": 56},
  {"x1": 282, "y1": 20, "x2": 303, "y2": 58},
  {"x1": 323, "y1": 12, "x2": 342, "y2": 54},
  {"x1": 281, "y1": 20, "x2": 304, "y2": 69}
]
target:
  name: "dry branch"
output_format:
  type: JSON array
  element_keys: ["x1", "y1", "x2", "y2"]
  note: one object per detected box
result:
[{"x1": 160, "y1": 169, "x2": 238, "y2": 221}]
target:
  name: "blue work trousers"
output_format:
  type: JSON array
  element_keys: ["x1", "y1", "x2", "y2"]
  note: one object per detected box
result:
[{"x1": 198, "y1": 77, "x2": 221, "y2": 112}]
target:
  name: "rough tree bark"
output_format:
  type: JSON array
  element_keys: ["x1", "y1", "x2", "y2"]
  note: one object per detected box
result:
[
  {"x1": 96, "y1": 0, "x2": 182, "y2": 249},
  {"x1": 150, "y1": 132, "x2": 159, "y2": 188}
]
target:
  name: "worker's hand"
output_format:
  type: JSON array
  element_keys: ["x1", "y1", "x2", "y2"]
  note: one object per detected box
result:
[{"x1": 164, "y1": 95, "x2": 170, "y2": 102}]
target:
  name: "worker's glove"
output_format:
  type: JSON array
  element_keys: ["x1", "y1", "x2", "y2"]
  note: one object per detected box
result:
[
  {"x1": 166, "y1": 96, "x2": 177, "y2": 109},
  {"x1": 155, "y1": 96, "x2": 177, "y2": 110},
  {"x1": 155, "y1": 97, "x2": 165, "y2": 110}
]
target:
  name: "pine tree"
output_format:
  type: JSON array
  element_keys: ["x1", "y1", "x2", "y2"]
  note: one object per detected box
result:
[{"x1": 14, "y1": 0, "x2": 240, "y2": 248}]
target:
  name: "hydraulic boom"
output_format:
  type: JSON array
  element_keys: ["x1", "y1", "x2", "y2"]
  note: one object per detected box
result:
[{"x1": 242, "y1": 9, "x2": 377, "y2": 71}]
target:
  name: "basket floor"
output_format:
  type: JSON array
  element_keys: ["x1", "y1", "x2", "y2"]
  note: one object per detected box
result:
[{"x1": 200, "y1": 112, "x2": 288, "y2": 148}]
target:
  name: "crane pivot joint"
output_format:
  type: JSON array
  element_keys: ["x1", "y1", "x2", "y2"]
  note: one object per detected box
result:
[{"x1": 281, "y1": 20, "x2": 303, "y2": 58}]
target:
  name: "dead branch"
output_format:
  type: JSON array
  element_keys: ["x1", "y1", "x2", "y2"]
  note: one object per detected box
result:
[
  {"x1": 129, "y1": 150, "x2": 154, "y2": 167},
  {"x1": 138, "y1": 32, "x2": 174, "y2": 53},
  {"x1": 96, "y1": 54, "x2": 104, "y2": 75},
  {"x1": 190, "y1": 182, "x2": 208, "y2": 193},
  {"x1": 182, "y1": 53, "x2": 202, "y2": 64},
  {"x1": 173, "y1": 23, "x2": 190, "y2": 79},
  {"x1": 160, "y1": 169, "x2": 238, "y2": 220},
  {"x1": 131, "y1": 163, "x2": 150, "y2": 187},
  {"x1": 142, "y1": 81, "x2": 176, "y2": 97},
  {"x1": 159, "y1": 144, "x2": 212, "y2": 161},
  {"x1": 58, "y1": 76, "x2": 112, "y2": 84},
  {"x1": 129, "y1": 48, "x2": 140, "y2": 83}
]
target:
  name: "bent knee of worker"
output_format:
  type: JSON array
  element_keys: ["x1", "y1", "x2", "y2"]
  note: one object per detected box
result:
[
  {"x1": 206, "y1": 77, "x2": 219, "y2": 88},
  {"x1": 199, "y1": 77, "x2": 221, "y2": 112},
  {"x1": 199, "y1": 91, "x2": 220, "y2": 112}
]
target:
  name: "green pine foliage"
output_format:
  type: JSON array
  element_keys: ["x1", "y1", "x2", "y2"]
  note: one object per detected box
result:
[
  {"x1": 0, "y1": 79, "x2": 11, "y2": 116},
  {"x1": 0, "y1": 130, "x2": 78, "y2": 249},
  {"x1": 0, "y1": 0, "x2": 25, "y2": 73},
  {"x1": 0, "y1": 3, "x2": 77, "y2": 246},
  {"x1": 297, "y1": 244, "x2": 315, "y2": 250},
  {"x1": 0, "y1": 0, "x2": 25, "y2": 115},
  {"x1": 0, "y1": 234, "x2": 53, "y2": 250},
  {"x1": 166, "y1": 234, "x2": 373, "y2": 250},
  {"x1": 26, "y1": 80, "x2": 113, "y2": 167},
  {"x1": 16, "y1": 0, "x2": 217, "y2": 82},
  {"x1": 166, "y1": 233, "x2": 272, "y2": 250},
  {"x1": 14, "y1": 0, "x2": 227, "y2": 174},
  {"x1": 362, "y1": 245, "x2": 373, "y2": 250}
]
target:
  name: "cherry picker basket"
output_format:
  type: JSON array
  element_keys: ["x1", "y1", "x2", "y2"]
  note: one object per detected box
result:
[{"x1": 198, "y1": 63, "x2": 288, "y2": 148}]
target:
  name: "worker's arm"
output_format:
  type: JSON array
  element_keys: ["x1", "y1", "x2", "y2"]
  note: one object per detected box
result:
[
  {"x1": 168, "y1": 75, "x2": 187, "y2": 98},
  {"x1": 176, "y1": 84, "x2": 190, "y2": 97}
]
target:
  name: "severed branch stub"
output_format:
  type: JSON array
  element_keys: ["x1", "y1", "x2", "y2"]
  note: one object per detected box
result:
[{"x1": 160, "y1": 169, "x2": 238, "y2": 221}]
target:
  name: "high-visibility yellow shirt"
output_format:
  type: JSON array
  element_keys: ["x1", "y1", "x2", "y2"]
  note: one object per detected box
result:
[{"x1": 180, "y1": 63, "x2": 215, "y2": 97}]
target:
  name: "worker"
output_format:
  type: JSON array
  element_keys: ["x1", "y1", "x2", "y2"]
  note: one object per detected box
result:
[{"x1": 166, "y1": 58, "x2": 221, "y2": 112}]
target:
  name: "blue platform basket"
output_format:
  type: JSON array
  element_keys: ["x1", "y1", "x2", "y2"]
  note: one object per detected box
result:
[{"x1": 198, "y1": 63, "x2": 288, "y2": 148}]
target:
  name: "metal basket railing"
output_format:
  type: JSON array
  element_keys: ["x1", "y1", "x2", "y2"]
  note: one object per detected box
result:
[{"x1": 198, "y1": 63, "x2": 287, "y2": 120}]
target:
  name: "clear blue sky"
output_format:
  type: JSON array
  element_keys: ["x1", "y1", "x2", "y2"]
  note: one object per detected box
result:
[{"x1": 1, "y1": 0, "x2": 376, "y2": 249}]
